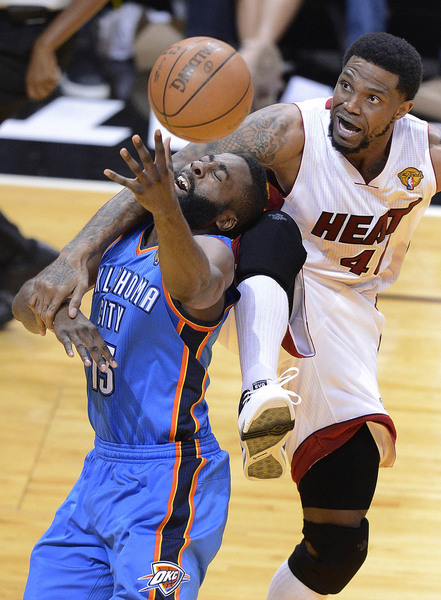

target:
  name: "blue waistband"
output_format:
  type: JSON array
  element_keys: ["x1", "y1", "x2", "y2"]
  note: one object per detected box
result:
[{"x1": 94, "y1": 433, "x2": 221, "y2": 462}]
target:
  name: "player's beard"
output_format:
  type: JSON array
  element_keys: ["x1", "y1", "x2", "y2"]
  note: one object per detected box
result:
[
  {"x1": 178, "y1": 189, "x2": 228, "y2": 230},
  {"x1": 328, "y1": 117, "x2": 393, "y2": 155}
]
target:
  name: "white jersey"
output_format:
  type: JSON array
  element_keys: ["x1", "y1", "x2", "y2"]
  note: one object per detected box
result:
[
  {"x1": 279, "y1": 99, "x2": 436, "y2": 482},
  {"x1": 283, "y1": 97, "x2": 436, "y2": 297}
]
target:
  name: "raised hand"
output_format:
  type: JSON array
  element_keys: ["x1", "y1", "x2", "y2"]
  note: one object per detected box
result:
[{"x1": 104, "y1": 130, "x2": 179, "y2": 217}]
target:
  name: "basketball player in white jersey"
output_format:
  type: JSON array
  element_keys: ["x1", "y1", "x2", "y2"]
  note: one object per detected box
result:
[{"x1": 19, "y1": 32, "x2": 441, "y2": 600}]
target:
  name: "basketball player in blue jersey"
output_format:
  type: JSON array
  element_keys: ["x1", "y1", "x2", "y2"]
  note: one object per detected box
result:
[
  {"x1": 19, "y1": 32, "x2": 441, "y2": 600},
  {"x1": 13, "y1": 130, "x2": 270, "y2": 600}
]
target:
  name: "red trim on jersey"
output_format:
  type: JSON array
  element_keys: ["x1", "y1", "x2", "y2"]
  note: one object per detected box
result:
[
  {"x1": 374, "y1": 235, "x2": 391, "y2": 275},
  {"x1": 267, "y1": 183, "x2": 285, "y2": 210},
  {"x1": 291, "y1": 414, "x2": 397, "y2": 485},
  {"x1": 325, "y1": 97, "x2": 332, "y2": 109},
  {"x1": 231, "y1": 183, "x2": 285, "y2": 263},
  {"x1": 281, "y1": 329, "x2": 305, "y2": 358}
]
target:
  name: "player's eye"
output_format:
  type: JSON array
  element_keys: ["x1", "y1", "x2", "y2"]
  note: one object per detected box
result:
[{"x1": 368, "y1": 95, "x2": 380, "y2": 104}]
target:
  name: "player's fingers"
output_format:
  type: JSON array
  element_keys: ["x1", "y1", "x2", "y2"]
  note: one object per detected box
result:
[
  {"x1": 104, "y1": 168, "x2": 135, "y2": 189},
  {"x1": 153, "y1": 130, "x2": 168, "y2": 175},
  {"x1": 36, "y1": 312, "x2": 48, "y2": 335},
  {"x1": 79, "y1": 329, "x2": 109, "y2": 371},
  {"x1": 41, "y1": 297, "x2": 60, "y2": 330},
  {"x1": 56, "y1": 332, "x2": 75, "y2": 359},
  {"x1": 120, "y1": 148, "x2": 146, "y2": 179},
  {"x1": 28, "y1": 291, "x2": 48, "y2": 330},
  {"x1": 27, "y1": 292, "x2": 46, "y2": 334},
  {"x1": 71, "y1": 339, "x2": 92, "y2": 366},
  {"x1": 132, "y1": 134, "x2": 153, "y2": 169},
  {"x1": 164, "y1": 137, "x2": 173, "y2": 171},
  {"x1": 89, "y1": 332, "x2": 118, "y2": 370},
  {"x1": 68, "y1": 289, "x2": 86, "y2": 319}
]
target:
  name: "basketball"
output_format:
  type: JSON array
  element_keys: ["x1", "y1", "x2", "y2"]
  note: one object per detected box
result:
[{"x1": 148, "y1": 36, "x2": 253, "y2": 143}]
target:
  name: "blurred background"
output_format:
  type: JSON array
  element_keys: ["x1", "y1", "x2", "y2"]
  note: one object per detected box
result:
[{"x1": 0, "y1": 0, "x2": 440, "y2": 182}]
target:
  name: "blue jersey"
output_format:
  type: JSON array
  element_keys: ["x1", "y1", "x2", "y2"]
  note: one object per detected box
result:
[{"x1": 87, "y1": 219, "x2": 238, "y2": 445}]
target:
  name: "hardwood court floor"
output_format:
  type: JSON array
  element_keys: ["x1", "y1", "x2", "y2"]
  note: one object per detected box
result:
[{"x1": 1, "y1": 178, "x2": 440, "y2": 600}]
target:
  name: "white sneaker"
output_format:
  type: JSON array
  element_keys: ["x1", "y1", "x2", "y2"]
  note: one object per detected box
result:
[{"x1": 238, "y1": 368, "x2": 301, "y2": 481}]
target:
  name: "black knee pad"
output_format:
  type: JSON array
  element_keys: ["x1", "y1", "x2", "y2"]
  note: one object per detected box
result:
[
  {"x1": 235, "y1": 210, "x2": 306, "y2": 293},
  {"x1": 288, "y1": 518, "x2": 369, "y2": 595}
]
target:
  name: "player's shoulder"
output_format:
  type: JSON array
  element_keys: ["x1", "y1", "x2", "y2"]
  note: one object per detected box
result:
[{"x1": 292, "y1": 97, "x2": 330, "y2": 115}]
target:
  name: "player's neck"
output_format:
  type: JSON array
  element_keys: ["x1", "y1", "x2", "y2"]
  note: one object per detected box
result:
[{"x1": 345, "y1": 135, "x2": 393, "y2": 183}]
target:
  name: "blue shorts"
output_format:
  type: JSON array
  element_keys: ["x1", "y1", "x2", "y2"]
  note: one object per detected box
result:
[{"x1": 24, "y1": 434, "x2": 230, "y2": 600}]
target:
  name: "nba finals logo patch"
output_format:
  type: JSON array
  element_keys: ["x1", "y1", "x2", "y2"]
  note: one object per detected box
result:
[
  {"x1": 138, "y1": 561, "x2": 190, "y2": 596},
  {"x1": 398, "y1": 167, "x2": 424, "y2": 190}
]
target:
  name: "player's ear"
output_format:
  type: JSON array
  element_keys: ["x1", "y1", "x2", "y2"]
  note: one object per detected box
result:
[
  {"x1": 215, "y1": 209, "x2": 238, "y2": 233},
  {"x1": 393, "y1": 99, "x2": 413, "y2": 121}
]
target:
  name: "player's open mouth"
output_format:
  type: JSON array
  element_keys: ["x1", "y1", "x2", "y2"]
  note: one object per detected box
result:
[
  {"x1": 175, "y1": 174, "x2": 190, "y2": 192},
  {"x1": 337, "y1": 116, "x2": 362, "y2": 137}
]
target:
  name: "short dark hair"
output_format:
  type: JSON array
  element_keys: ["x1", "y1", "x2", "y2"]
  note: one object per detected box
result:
[
  {"x1": 343, "y1": 32, "x2": 423, "y2": 100},
  {"x1": 227, "y1": 154, "x2": 269, "y2": 238}
]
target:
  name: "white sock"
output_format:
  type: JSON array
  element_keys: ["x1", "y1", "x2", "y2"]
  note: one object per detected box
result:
[
  {"x1": 234, "y1": 275, "x2": 289, "y2": 392},
  {"x1": 266, "y1": 560, "x2": 328, "y2": 600}
]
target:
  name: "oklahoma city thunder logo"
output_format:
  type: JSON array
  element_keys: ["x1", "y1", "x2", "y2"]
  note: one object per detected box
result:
[
  {"x1": 398, "y1": 167, "x2": 424, "y2": 190},
  {"x1": 138, "y1": 561, "x2": 190, "y2": 596}
]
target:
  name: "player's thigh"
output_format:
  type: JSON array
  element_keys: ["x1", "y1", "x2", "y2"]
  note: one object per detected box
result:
[
  {"x1": 24, "y1": 452, "x2": 113, "y2": 600},
  {"x1": 299, "y1": 424, "x2": 380, "y2": 519},
  {"x1": 110, "y1": 448, "x2": 230, "y2": 600},
  {"x1": 24, "y1": 539, "x2": 112, "y2": 600},
  {"x1": 23, "y1": 470, "x2": 113, "y2": 599}
]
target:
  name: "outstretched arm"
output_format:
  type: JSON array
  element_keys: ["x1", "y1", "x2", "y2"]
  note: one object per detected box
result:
[
  {"x1": 104, "y1": 131, "x2": 234, "y2": 321},
  {"x1": 21, "y1": 102, "x2": 302, "y2": 332}
]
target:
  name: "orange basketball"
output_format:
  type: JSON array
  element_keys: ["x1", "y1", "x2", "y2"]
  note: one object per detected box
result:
[{"x1": 148, "y1": 36, "x2": 253, "y2": 143}]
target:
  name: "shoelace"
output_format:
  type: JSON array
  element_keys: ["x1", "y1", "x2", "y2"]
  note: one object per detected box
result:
[
  {"x1": 271, "y1": 367, "x2": 302, "y2": 406},
  {"x1": 241, "y1": 367, "x2": 302, "y2": 409}
]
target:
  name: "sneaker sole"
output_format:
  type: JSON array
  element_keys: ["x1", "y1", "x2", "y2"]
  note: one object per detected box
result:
[{"x1": 241, "y1": 405, "x2": 294, "y2": 480}]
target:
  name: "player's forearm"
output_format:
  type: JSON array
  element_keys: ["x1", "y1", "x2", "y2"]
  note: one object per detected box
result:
[
  {"x1": 173, "y1": 102, "x2": 297, "y2": 171},
  {"x1": 33, "y1": 0, "x2": 109, "y2": 53},
  {"x1": 62, "y1": 187, "x2": 147, "y2": 261},
  {"x1": 154, "y1": 208, "x2": 220, "y2": 305},
  {"x1": 237, "y1": 0, "x2": 304, "y2": 45}
]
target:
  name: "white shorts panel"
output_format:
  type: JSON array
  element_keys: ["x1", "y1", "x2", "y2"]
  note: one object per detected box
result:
[{"x1": 282, "y1": 275, "x2": 395, "y2": 467}]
